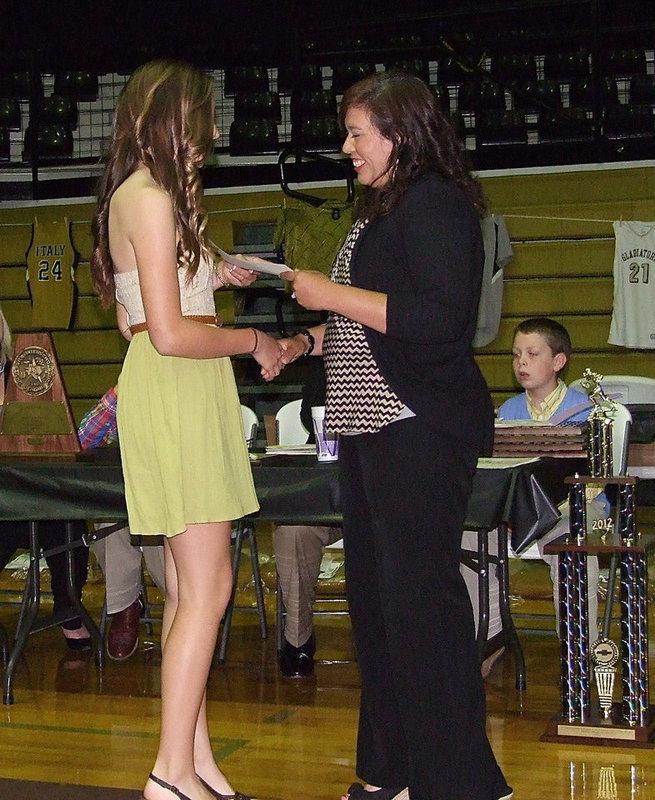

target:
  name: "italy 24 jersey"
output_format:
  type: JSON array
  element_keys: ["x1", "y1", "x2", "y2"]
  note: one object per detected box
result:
[{"x1": 26, "y1": 218, "x2": 76, "y2": 330}]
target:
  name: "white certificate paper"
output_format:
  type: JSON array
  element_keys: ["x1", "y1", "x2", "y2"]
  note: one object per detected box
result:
[{"x1": 216, "y1": 247, "x2": 293, "y2": 278}]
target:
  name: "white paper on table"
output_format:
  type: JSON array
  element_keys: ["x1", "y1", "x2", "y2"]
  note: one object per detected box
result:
[
  {"x1": 319, "y1": 553, "x2": 344, "y2": 581},
  {"x1": 476, "y1": 457, "x2": 540, "y2": 469},
  {"x1": 216, "y1": 247, "x2": 293, "y2": 278},
  {"x1": 265, "y1": 444, "x2": 316, "y2": 456}
]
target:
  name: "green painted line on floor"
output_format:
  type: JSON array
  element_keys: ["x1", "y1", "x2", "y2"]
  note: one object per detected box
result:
[
  {"x1": 263, "y1": 709, "x2": 295, "y2": 723},
  {"x1": 0, "y1": 721, "x2": 247, "y2": 756}
]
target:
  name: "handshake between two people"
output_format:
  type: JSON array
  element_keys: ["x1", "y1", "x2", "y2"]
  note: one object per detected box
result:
[{"x1": 217, "y1": 254, "x2": 336, "y2": 383}]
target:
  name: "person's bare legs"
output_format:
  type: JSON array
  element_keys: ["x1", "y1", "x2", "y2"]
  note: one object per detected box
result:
[
  {"x1": 158, "y1": 537, "x2": 235, "y2": 796},
  {"x1": 143, "y1": 522, "x2": 233, "y2": 800}
]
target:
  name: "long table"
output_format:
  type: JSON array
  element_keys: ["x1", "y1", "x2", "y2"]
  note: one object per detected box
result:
[
  {"x1": 0, "y1": 451, "x2": 573, "y2": 533},
  {"x1": 0, "y1": 451, "x2": 578, "y2": 702}
]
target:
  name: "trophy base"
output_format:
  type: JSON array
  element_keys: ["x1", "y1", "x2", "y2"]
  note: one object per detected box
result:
[{"x1": 541, "y1": 704, "x2": 655, "y2": 748}]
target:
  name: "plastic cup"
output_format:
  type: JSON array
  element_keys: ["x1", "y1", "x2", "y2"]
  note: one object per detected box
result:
[{"x1": 311, "y1": 406, "x2": 339, "y2": 462}]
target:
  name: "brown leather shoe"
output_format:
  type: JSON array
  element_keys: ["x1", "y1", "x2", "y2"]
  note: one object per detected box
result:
[{"x1": 106, "y1": 595, "x2": 143, "y2": 661}]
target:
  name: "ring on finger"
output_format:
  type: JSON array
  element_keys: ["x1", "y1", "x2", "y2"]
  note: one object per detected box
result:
[{"x1": 229, "y1": 264, "x2": 237, "y2": 273}]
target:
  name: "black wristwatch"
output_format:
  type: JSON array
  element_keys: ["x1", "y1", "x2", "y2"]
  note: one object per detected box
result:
[{"x1": 294, "y1": 328, "x2": 315, "y2": 357}]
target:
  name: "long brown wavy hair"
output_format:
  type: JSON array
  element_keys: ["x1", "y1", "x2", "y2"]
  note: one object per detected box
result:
[
  {"x1": 339, "y1": 70, "x2": 486, "y2": 221},
  {"x1": 91, "y1": 59, "x2": 215, "y2": 307}
]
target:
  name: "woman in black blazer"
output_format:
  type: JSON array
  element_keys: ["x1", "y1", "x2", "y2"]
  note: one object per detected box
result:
[{"x1": 281, "y1": 71, "x2": 511, "y2": 800}]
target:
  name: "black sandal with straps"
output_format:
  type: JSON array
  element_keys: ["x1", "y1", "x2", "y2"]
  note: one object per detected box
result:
[
  {"x1": 198, "y1": 776, "x2": 251, "y2": 800},
  {"x1": 147, "y1": 773, "x2": 193, "y2": 800}
]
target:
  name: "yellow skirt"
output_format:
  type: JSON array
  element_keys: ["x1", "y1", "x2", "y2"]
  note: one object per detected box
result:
[{"x1": 116, "y1": 333, "x2": 259, "y2": 537}]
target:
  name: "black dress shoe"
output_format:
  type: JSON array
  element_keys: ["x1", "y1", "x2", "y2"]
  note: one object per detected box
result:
[{"x1": 280, "y1": 634, "x2": 315, "y2": 677}]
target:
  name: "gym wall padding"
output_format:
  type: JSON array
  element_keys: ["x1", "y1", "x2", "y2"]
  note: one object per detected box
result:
[{"x1": 1, "y1": 166, "x2": 655, "y2": 419}]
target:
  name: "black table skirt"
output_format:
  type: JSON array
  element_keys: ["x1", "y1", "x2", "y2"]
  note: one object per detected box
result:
[
  {"x1": 627, "y1": 404, "x2": 655, "y2": 444},
  {"x1": 0, "y1": 451, "x2": 581, "y2": 554}
]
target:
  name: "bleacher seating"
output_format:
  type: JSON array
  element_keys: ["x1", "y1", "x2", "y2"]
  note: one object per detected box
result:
[
  {"x1": 53, "y1": 72, "x2": 99, "y2": 102},
  {"x1": 23, "y1": 123, "x2": 74, "y2": 161},
  {"x1": 0, "y1": 7, "x2": 652, "y2": 174},
  {"x1": 0, "y1": 127, "x2": 9, "y2": 161},
  {"x1": 277, "y1": 64, "x2": 323, "y2": 95},
  {"x1": 458, "y1": 78, "x2": 506, "y2": 113},
  {"x1": 543, "y1": 50, "x2": 591, "y2": 82},
  {"x1": 331, "y1": 62, "x2": 376, "y2": 94},
  {"x1": 228, "y1": 118, "x2": 279, "y2": 156},
  {"x1": 36, "y1": 96, "x2": 78, "y2": 128},
  {"x1": 569, "y1": 76, "x2": 620, "y2": 109},
  {"x1": 510, "y1": 80, "x2": 562, "y2": 114},
  {"x1": 0, "y1": 71, "x2": 40, "y2": 100},
  {"x1": 224, "y1": 66, "x2": 269, "y2": 96},
  {"x1": 234, "y1": 91, "x2": 281, "y2": 123},
  {"x1": 0, "y1": 98, "x2": 20, "y2": 130}
]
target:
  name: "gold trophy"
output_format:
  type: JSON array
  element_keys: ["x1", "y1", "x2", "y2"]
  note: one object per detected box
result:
[{"x1": 579, "y1": 368, "x2": 616, "y2": 478}]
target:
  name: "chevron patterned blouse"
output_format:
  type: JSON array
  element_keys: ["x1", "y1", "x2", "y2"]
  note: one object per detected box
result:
[{"x1": 323, "y1": 218, "x2": 406, "y2": 434}]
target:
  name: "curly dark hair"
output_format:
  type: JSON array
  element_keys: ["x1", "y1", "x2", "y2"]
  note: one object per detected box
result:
[
  {"x1": 91, "y1": 59, "x2": 215, "y2": 307},
  {"x1": 339, "y1": 70, "x2": 486, "y2": 221}
]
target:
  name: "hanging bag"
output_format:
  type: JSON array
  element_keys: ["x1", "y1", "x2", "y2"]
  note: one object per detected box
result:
[{"x1": 274, "y1": 147, "x2": 355, "y2": 276}]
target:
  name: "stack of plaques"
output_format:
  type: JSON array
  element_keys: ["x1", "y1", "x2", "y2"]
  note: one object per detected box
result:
[{"x1": 492, "y1": 420, "x2": 587, "y2": 458}]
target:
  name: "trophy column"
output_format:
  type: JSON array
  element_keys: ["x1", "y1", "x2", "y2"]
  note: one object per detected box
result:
[
  {"x1": 617, "y1": 481, "x2": 650, "y2": 728},
  {"x1": 542, "y1": 474, "x2": 655, "y2": 746},
  {"x1": 558, "y1": 478, "x2": 591, "y2": 722}
]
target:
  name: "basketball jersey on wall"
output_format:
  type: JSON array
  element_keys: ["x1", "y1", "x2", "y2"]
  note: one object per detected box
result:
[
  {"x1": 608, "y1": 220, "x2": 655, "y2": 349},
  {"x1": 25, "y1": 218, "x2": 76, "y2": 330}
]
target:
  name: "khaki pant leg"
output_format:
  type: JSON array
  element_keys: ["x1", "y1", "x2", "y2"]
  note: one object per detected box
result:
[
  {"x1": 141, "y1": 542, "x2": 166, "y2": 595},
  {"x1": 273, "y1": 525, "x2": 342, "y2": 647},
  {"x1": 92, "y1": 524, "x2": 143, "y2": 615}
]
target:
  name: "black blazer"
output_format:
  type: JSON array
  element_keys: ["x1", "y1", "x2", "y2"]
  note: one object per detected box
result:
[{"x1": 348, "y1": 171, "x2": 494, "y2": 452}]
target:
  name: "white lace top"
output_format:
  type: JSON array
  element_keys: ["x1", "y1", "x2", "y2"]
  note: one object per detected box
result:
[{"x1": 114, "y1": 259, "x2": 216, "y2": 327}]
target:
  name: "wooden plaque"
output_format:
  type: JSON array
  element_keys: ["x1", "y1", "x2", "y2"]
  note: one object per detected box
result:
[{"x1": 0, "y1": 332, "x2": 80, "y2": 455}]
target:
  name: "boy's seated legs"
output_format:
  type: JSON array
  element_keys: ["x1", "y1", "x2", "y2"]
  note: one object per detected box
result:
[
  {"x1": 273, "y1": 524, "x2": 342, "y2": 677},
  {"x1": 93, "y1": 524, "x2": 165, "y2": 660}
]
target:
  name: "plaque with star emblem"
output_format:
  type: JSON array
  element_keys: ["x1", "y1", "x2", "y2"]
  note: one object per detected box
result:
[{"x1": 0, "y1": 332, "x2": 80, "y2": 455}]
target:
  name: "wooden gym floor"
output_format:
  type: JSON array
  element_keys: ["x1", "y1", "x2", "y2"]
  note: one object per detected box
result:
[{"x1": 0, "y1": 536, "x2": 654, "y2": 800}]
